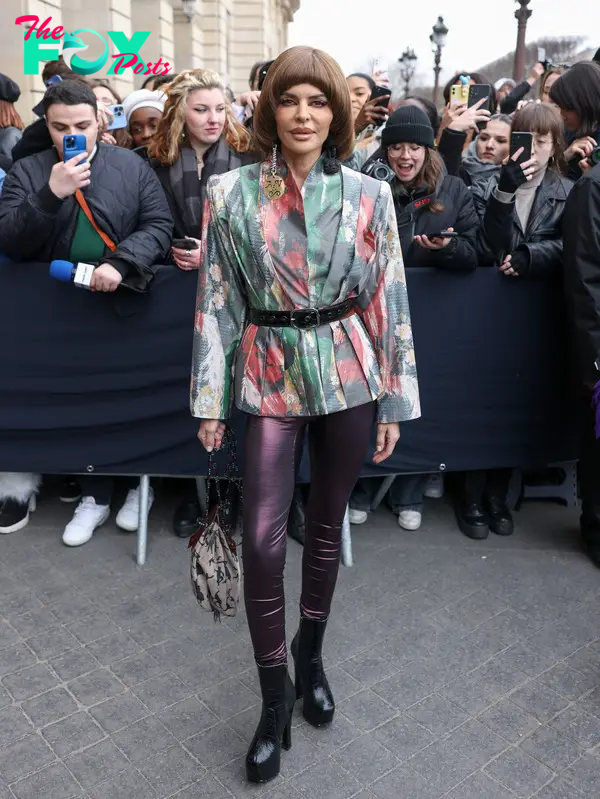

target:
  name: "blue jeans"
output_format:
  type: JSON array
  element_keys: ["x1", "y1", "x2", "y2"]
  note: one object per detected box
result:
[
  {"x1": 350, "y1": 474, "x2": 428, "y2": 513},
  {"x1": 388, "y1": 474, "x2": 426, "y2": 513}
]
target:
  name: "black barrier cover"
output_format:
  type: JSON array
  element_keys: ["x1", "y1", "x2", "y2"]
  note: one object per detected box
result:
[{"x1": 0, "y1": 263, "x2": 578, "y2": 476}]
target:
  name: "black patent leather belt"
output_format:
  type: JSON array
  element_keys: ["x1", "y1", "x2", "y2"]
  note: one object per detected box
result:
[{"x1": 248, "y1": 299, "x2": 354, "y2": 330}]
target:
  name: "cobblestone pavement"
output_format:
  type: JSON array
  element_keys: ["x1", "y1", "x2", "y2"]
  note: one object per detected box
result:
[{"x1": 0, "y1": 485, "x2": 598, "y2": 798}]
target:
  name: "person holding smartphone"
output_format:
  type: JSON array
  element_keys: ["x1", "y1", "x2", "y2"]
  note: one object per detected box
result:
[
  {"x1": 455, "y1": 103, "x2": 573, "y2": 541},
  {"x1": 350, "y1": 105, "x2": 477, "y2": 531},
  {"x1": 0, "y1": 80, "x2": 172, "y2": 544}
]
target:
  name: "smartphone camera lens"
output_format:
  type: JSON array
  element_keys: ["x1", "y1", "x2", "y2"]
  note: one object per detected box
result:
[{"x1": 66, "y1": 136, "x2": 74, "y2": 146}]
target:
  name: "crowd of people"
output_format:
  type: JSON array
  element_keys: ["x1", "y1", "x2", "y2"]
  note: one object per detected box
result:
[
  {"x1": 0, "y1": 51, "x2": 599, "y2": 544},
  {"x1": 1, "y1": 41, "x2": 600, "y2": 783}
]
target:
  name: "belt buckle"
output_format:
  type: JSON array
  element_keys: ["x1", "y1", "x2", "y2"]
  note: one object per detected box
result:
[{"x1": 290, "y1": 308, "x2": 320, "y2": 330}]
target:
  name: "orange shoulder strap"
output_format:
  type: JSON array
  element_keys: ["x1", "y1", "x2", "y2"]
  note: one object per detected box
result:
[{"x1": 75, "y1": 189, "x2": 117, "y2": 253}]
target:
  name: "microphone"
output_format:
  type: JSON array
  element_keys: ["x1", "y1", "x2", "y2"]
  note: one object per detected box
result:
[{"x1": 49, "y1": 260, "x2": 96, "y2": 289}]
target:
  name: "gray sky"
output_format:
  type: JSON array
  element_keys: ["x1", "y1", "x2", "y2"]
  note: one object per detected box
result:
[{"x1": 289, "y1": 0, "x2": 598, "y2": 86}]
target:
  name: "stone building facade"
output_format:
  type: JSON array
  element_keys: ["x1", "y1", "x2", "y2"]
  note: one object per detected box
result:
[{"x1": 1, "y1": 0, "x2": 300, "y2": 125}]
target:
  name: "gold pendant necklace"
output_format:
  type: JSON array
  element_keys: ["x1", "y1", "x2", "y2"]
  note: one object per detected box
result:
[{"x1": 265, "y1": 144, "x2": 286, "y2": 201}]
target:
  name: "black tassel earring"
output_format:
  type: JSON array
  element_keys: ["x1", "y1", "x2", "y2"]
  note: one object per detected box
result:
[{"x1": 322, "y1": 133, "x2": 340, "y2": 175}]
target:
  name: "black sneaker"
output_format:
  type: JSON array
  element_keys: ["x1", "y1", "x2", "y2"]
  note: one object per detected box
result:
[
  {"x1": 0, "y1": 497, "x2": 32, "y2": 534},
  {"x1": 59, "y1": 478, "x2": 82, "y2": 504}
]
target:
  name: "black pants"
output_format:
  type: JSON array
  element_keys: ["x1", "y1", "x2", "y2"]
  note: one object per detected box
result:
[{"x1": 463, "y1": 468, "x2": 512, "y2": 505}]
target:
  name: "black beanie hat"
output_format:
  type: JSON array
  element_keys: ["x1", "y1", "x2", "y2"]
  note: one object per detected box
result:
[
  {"x1": 0, "y1": 74, "x2": 20, "y2": 104},
  {"x1": 382, "y1": 105, "x2": 435, "y2": 149}
]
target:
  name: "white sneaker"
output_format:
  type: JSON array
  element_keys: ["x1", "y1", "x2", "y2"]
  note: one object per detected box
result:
[
  {"x1": 398, "y1": 510, "x2": 422, "y2": 530},
  {"x1": 423, "y1": 474, "x2": 444, "y2": 499},
  {"x1": 349, "y1": 509, "x2": 368, "y2": 525},
  {"x1": 62, "y1": 497, "x2": 110, "y2": 547},
  {"x1": 116, "y1": 487, "x2": 154, "y2": 532}
]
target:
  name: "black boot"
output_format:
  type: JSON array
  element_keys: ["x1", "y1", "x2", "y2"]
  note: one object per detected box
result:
[
  {"x1": 485, "y1": 496, "x2": 514, "y2": 536},
  {"x1": 456, "y1": 502, "x2": 489, "y2": 540},
  {"x1": 291, "y1": 618, "x2": 334, "y2": 727},
  {"x1": 246, "y1": 664, "x2": 295, "y2": 784}
]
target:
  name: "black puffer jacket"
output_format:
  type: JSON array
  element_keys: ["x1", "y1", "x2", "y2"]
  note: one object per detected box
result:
[
  {"x1": 389, "y1": 173, "x2": 479, "y2": 269},
  {"x1": 472, "y1": 170, "x2": 572, "y2": 275},
  {"x1": 562, "y1": 163, "x2": 600, "y2": 380},
  {"x1": 0, "y1": 144, "x2": 173, "y2": 291}
]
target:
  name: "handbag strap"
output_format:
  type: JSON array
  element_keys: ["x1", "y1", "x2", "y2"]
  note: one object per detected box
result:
[
  {"x1": 206, "y1": 429, "x2": 242, "y2": 532},
  {"x1": 75, "y1": 190, "x2": 117, "y2": 252}
]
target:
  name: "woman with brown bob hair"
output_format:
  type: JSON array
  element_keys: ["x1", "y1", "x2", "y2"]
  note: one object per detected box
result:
[{"x1": 192, "y1": 45, "x2": 420, "y2": 783}]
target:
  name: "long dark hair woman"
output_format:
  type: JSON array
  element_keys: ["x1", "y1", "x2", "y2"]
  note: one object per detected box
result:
[
  {"x1": 193, "y1": 45, "x2": 420, "y2": 782},
  {"x1": 350, "y1": 106, "x2": 477, "y2": 532},
  {"x1": 457, "y1": 103, "x2": 573, "y2": 541},
  {"x1": 549, "y1": 61, "x2": 600, "y2": 181}
]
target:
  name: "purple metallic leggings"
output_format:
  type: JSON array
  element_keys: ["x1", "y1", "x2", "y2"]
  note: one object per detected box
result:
[{"x1": 242, "y1": 403, "x2": 375, "y2": 666}]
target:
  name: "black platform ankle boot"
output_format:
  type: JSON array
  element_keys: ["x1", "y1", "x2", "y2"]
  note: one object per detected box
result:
[
  {"x1": 246, "y1": 664, "x2": 295, "y2": 784},
  {"x1": 291, "y1": 617, "x2": 334, "y2": 727}
]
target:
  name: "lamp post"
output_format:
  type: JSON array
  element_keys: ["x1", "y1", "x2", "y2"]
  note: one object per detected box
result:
[
  {"x1": 398, "y1": 47, "x2": 418, "y2": 98},
  {"x1": 430, "y1": 16, "x2": 448, "y2": 106},
  {"x1": 513, "y1": 0, "x2": 533, "y2": 82}
]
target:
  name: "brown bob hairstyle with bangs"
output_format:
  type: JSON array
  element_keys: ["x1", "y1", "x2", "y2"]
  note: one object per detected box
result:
[
  {"x1": 252, "y1": 46, "x2": 355, "y2": 161},
  {"x1": 511, "y1": 102, "x2": 566, "y2": 174}
]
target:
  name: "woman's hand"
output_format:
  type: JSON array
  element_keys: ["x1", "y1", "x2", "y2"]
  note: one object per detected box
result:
[
  {"x1": 564, "y1": 136, "x2": 597, "y2": 163},
  {"x1": 499, "y1": 254, "x2": 520, "y2": 277},
  {"x1": 498, "y1": 149, "x2": 536, "y2": 193},
  {"x1": 414, "y1": 227, "x2": 455, "y2": 250},
  {"x1": 527, "y1": 62, "x2": 545, "y2": 85},
  {"x1": 173, "y1": 238, "x2": 202, "y2": 270},
  {"x1": 237, "y1": 90, "x2": 261, "y2": 112},
  {"x1": 198, "y1": 419, "x2": 226, "y2": 452},
  {"x1": 446, "y1": 98, "x2": 490, "y2": 133},
  {"x1": 354, "y1": 98, "x2": 389, "y2": 134},
  {"x1": 373, "y1": 423, "x2": 400, "y2": 464},
  {"x1": 100, "y1": 132, "x2": 117, "y2": 146}
]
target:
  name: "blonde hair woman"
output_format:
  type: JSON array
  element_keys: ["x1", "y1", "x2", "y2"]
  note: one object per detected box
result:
[{"x1": 149, "y1": 68, "x2": 254, "y2": 271}]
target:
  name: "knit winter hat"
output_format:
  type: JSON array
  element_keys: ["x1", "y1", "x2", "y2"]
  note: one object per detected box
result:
[
  {"x1": 0, "y1": 73, "x2": 20, "y2": 104},
  {"x1": 122, "y1": 89, "x2": 165, "y2": 123},
  {"x1": 381, "y1": 105, "x2": 435, "y2": 149}
]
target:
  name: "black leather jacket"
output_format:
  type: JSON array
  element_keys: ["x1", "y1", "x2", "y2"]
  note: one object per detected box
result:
[
  {"x1": 563, "y1": 163, "x2": 600, "y2": 380},
  {"x1": 472, "y1": 169, "x2": 573, "y2": 275}
]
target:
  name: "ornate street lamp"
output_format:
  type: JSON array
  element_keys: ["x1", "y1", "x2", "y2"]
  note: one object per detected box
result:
[
  {"x1": 399, "y1": 47, "x2": 418, "y2": 98},
  {"x1": 513, "y1": 0, "x2": 533, "y2": 82},
  {"x1": 430, "y1": 16, "x2": 449, "y2": 106}
]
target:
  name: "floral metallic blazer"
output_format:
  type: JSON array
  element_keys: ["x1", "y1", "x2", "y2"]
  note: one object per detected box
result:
[{"x1": 191, "y1": 155, "x2": 420, "y2": 424}]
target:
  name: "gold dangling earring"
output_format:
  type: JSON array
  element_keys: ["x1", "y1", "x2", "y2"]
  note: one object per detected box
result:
[{"x1": 264, "y1": 143, "x2": 286, "y2": 200}]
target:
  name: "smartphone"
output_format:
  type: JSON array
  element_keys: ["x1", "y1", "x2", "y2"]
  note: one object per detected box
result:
[
  {"x1": 468, "y1": 84, "x2": 492, "y2": 111},
  {"x1": 537, "y1": 46, "x2": 546, "y2": 65},
  {"x1": 510, "y1": 132, "x2": 533, "y2": 163},
  {"x1": 426, "y1": 231, "x2": 459, "y2": 239},
  {"x1": 370, "y1": 84, "x2": 391, "y2": 107},
  {"x1": 107, "y1": 104, "x2": 127, "y2": 130},
  {"x1": 450, "y1": 84, "x2": 469, "y2": 105},
  {"x1": 172, "y1": 238, "x2": 199, "y2": 250},
  {"x1": 44, "y1": 75, "x2": 62, "y2": 88},
  {"x1": 63, "y1": 134, "x2": 87, "y2": 163}
]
